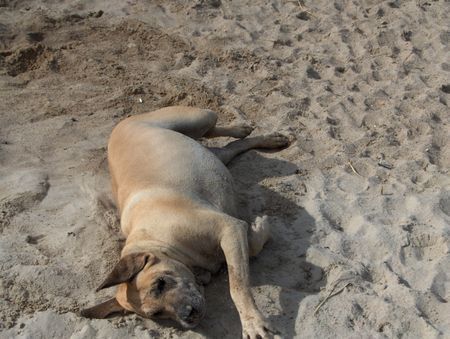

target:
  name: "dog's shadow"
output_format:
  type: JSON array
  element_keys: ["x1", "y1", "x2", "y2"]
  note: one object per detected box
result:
[{"x1": 194, "y1": 151, "x2": 324, "y2": 339}]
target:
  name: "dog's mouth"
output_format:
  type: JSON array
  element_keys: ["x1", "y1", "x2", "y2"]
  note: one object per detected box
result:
[{"x1": 177, "y1": 303, "x2": 205, "y2": 328}]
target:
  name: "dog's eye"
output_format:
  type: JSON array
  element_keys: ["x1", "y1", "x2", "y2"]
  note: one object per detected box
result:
[
  {"x1": 154, "y1": 277, "x2": 166, "y2": 294},
  {"x1": 152, "y1": 310, "x2": 164, "y2": 317}
]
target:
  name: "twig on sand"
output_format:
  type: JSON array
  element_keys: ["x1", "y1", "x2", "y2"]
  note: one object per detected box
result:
[
  {"x1": 293, "y1": 0, "x2": 318, "y2": 19},
  {"x1": 348, "y1": 161, "x2": 361, "y2": 177},
  {"x1": 314, "y1": 282, "x2": 352, "y2": 315},
  {"x1": 378, "y1": 160, "x2": 394, "y2": 170},
  {"x1": 381, "y1": 186, "x2": 393, "y2": 196},
  {"x1": 402, "y1": 50, "x2": 414, "y2": 65}
]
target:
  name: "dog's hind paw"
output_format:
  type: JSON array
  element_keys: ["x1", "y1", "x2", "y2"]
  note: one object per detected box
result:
[
  {"x1": 257, "y1": 133, "x2": 290, "y2": 149},
  {"x1": 230, "y1": 123, "x2": 254, "y2": 138}
]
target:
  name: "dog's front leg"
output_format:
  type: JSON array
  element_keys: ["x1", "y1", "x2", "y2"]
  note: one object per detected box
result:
[{"x1": 220, "y1": 221, "x2": 274, "y2": 339}]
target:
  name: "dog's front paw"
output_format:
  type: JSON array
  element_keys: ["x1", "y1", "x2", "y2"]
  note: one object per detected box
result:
[
  {"x1": 253, "y1": 216, "x2": 270, "y2": 236},
  {"x1": 242, "y1": 316, "x2": 277, "y2": 339}
]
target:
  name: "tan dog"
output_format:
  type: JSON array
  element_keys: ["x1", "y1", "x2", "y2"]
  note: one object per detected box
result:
[{"x1": 81, "y1": 106, "x2": 289, "y2": 338}]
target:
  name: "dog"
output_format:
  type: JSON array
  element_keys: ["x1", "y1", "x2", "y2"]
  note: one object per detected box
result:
[{"x1": 81, "y1": 106, "x2": 289, "y2": 338}]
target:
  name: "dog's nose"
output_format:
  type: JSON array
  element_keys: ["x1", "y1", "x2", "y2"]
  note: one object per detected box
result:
[
  {"x1": 184, "y1": 305, "x2": 193, "y2": 317},
  {"x1": 180, "y1": 304, "x2": 201, "y2": 324}
]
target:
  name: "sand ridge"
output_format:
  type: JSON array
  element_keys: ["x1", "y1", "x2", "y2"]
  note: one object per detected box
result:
[{"x1": 0, "y1": 0, "x2": 449, "y2": 338}]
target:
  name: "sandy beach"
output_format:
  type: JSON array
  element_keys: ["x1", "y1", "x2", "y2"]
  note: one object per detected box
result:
[{"x1": 1, "y1": 0, "x2": 449, "y2": 338}]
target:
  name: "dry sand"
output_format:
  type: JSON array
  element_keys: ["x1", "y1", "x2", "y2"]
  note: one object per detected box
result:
[{"x1": 1, "y1": 0, "x2": 449, "y2": 338}]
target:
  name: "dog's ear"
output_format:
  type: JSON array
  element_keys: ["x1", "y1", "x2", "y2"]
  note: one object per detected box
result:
[
  {"x1": 96, "y1": 252, "x2": 157, "y2": 291},
  {"x1": 80, "y1": 298, "x2": 126, "y2": 319}
]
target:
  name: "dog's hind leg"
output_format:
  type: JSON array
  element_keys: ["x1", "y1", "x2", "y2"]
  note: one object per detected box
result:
[
  {"x1": 210, "y1": 133, "x2": 289, "y2": 165},
  {"x1": 128, "y1": 106, "x2": 219, "y2": 139},
  {"x1": 128, "y1": 106, "x2": 249, "y2": 140},
  {"x1": 130, "y1": 106, "x2": 257, "y2": 140}
]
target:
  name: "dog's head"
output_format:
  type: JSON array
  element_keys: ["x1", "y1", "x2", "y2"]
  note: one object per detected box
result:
[{"x1": 81, "y1": 252, "x2": 205, "y2": 328}]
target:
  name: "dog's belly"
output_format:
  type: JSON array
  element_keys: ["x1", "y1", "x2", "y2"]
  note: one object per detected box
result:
[{"x1": 109, "y1": 123, "x2": 238, "y2": 216}]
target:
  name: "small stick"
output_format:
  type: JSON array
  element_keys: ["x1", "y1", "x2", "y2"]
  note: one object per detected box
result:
[
  {"x1": 381, "y1": 186, "x2": 393, "y2": 196},
  {"x1": 402, "y1": 50, "x2": 414, "y2": 65},
  {"x1": 378, "y1": 160, "x2": 394, "y2": 170},
  {"x1": 314, "y1": 282, "x2": 352, "y2": 315},
  {"x1": 348, "y1": 161, "x2": 361, "y2": 176},
  {"x1": 295, "y1": 1, "x2": 318, "y2": 19},
  {"x1": 365, "y1": 138, "x2": 376, "y2": 147}
]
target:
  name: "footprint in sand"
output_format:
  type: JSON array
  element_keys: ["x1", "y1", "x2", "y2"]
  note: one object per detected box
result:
[
  {"x1": 400, "y1": 228, "x2": 448, "y2": 265},
  {"x1": 336, "y1": 172, "x2": 368, "y2": 194},
  {"x1": 438, "y1": 192, "x2": 450, "y2": 217},
  {"x1": 0, "y1": 169, "x2": 49, "y2": 231}
]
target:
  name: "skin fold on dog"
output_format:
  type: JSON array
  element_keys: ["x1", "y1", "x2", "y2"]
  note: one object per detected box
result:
[{"x1": 81, "y1": 106, "x2": 289, "y2": 339}]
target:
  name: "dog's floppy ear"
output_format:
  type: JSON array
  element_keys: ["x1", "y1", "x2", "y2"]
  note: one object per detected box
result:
[
  {"x1": 80, "y1": 297, "x2": 126, "y2": 319},
  {"x1": 96, "y1": 252, "x2": 156, "y2": 291}
]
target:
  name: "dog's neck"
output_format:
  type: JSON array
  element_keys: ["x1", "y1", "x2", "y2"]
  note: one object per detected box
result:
[{"x1": 122, "y1": 238, "x2": 195, "y2": 268}]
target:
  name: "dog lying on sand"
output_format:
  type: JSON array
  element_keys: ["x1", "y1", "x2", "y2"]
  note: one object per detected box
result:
[{"x1": 81, "y1": 106, "x2": 289, "y2": 338}]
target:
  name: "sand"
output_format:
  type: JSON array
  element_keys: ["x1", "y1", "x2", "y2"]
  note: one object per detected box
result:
[{"x1": 1, "y1": 0, "x2": 449, "y2": 338}]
